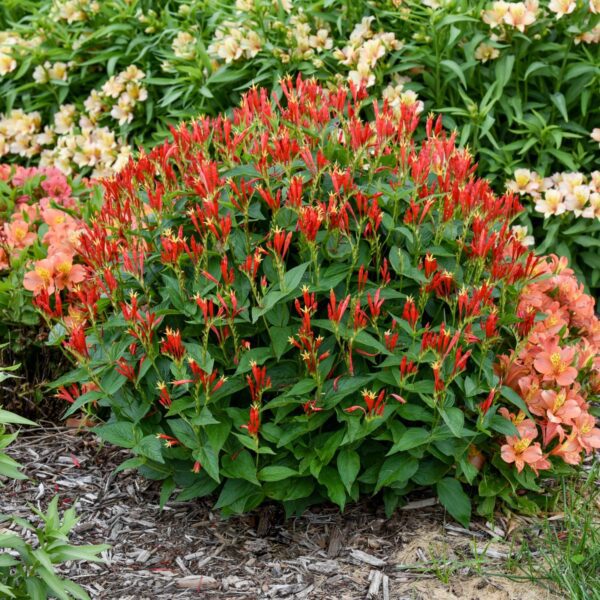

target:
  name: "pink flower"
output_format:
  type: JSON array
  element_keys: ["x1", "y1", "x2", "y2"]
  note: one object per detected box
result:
[
  {"x1": 3, "y1": 219, "x2": 37, "y2": 250},
  {"x1": 23, "y1": 257, "x2": 56, "y2": 295},
  {"x1": 573, "y1": 414, "x2": 600, "y2": 452},
  {"x1": 53, "y1": 253, "x2": 87, "y2": 291},
  {"x1": 533, "y1": 339, "x2": 578, "y2": 386}
]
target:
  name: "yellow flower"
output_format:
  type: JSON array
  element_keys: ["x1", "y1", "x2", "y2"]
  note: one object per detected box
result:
[{"x1": 474, "y1": 42, "x2": 500, "y2": 62}]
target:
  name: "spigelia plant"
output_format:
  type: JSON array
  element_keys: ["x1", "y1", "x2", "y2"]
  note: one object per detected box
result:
[
  {"x1": 506, "y1": 168, "x2": 600, "y2": 294},
  {"x1": 35, "y1": 77, "x2": 599, "y2": 524}
]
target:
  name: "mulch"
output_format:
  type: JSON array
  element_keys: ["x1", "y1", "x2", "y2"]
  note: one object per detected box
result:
[{"x1": 1, "y1": 425, "x2": 560, "y2": 600}]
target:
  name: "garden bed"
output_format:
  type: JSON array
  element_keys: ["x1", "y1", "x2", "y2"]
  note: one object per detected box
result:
[{"x1": 2, "y1": 426, "x2": 558, "y2": 600}]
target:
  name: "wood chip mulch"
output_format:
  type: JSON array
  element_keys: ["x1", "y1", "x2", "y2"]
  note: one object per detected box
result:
[{"x1": 1, "y1": 425, "x2": 559, "y2": 600}]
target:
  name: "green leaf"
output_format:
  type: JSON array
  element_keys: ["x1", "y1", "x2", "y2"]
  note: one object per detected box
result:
[
  {"x1": 440, "y1": 407, "x2": 464, "y2": 437},
  {"x1": 550, "y1": 92, "x2": 568, "y2": 122},
  {"x1": 96, "y1": 422, "x2": 136, "y2": 449},
  {"x1": 489, "y1": 415, "x2": 518, "y2": 436},
  {"x1": 337, "y1": 448, "x2": 360, "y2": 494},
  {"x1": 221, "y1": 450, "x2": 259, "y2": 485},
  {"x1": 282, "y1": 262, "x2": 309, "y2": 293},
  {"x1": 134, "y1": 435, "x2": 164, "y2": 464},
  {"x1": 0, "y1": 409, "x2": 36, "y2": 427},
  {"x1": 387, "y1": 428, "x2": 430, "y2": 454},
  {"x1": 318, "y1": 466, "x2": 346, "y2": 510},
  {"x1": 375, "y1": 454, "x2": 418, "y2": 493},
  {"x1": 437, "y1": 478, "x2": 471, "y2": 528},
  {"x1": 258, "y1": 465, "x2": 299, "y2": 481},
  {"x1": 440, "y1": 59, "x2": 466, "y2": 88},
  {"x1": 214, "y1": 478, "x2": 262, "y2": 510},
  {"x1": 193, "y1": 444, "x2": 220, "y2": 483}
]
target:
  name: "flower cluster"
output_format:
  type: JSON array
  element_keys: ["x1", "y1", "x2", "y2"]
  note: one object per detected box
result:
[
  {"x1": 208, "y1": 21, "x2": 264, "y2": 63},
  {"x1": 0, "y1": 31, "x2": 41, "y2": 77},
  {"x1": 482, "y1": 0, "x2": 600, "y2": 41},
  {"x1": 507, "y1": 169, "x2": 600, "y2": 219},
  {"x1": 0, "y1": 165, "x2": 88, "y2": 305},
  {"x1": 497, "y1": 255, "x2": 600, "y2": 472},
  {"x1": 334, "y1": 17, "x2": 402, "y2": 88},
  {"x1": 51, "y1": 0, "x2": 101, "y2": 23}
]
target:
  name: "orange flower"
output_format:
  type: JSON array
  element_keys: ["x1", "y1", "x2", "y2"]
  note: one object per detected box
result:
[
  {"x1": 23, "y1": 257, "x2": 56, "y2": 295},
  {"x1": 53, "y1": 252, "x2": 87, "y2": 291},
  {"x1": 572, "y1": 414, "x2": 600, "y2": 453},
  {"x1": 4, "y1": 219, "x2": 37, "y2": 250},
  {"x1": 500, "y1": 420, "x2": 550, "y2": 474},
  {"x1": 533, "y1": 339, "x2": 577, "y2": 386}
]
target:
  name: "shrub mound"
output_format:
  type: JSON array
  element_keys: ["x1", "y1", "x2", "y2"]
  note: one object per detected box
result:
[{"x1": 39, "y1": 77, "x2": 599, "y2": 523}]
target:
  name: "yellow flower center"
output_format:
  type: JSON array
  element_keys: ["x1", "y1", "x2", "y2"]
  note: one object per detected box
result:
[
  {"x1": 550, "y1": 352, "x2": 563, "y2": 371},
  {"x1": 35, "y1": 267, "x2": 52, "y2": 285},
  {"x1": 553, "y1": 391, "x2": 566, "y2": 412},
  {"x1": 514, "y1": 438, "x2": 531, "y2": 453}
]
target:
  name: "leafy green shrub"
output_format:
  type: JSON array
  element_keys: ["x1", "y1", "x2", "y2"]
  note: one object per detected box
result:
[{"x1": 35, "y1": 78, "x2": 599, "y2": 523}]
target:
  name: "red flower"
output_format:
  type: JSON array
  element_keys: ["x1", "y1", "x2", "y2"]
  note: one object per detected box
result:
[
  {"x1": 402, "y1": 297, "x2": 419, "y2": 329},
  {"x1": 160, "y1": 327, "x2": 186, "y2": 362},
  {"x1": 247, "y1": 362, "x2": 271, "y2": 404},
  {"x1": 63, "y1": 326, "x2": 89, "y2": 359},
  {"x1": 241, "y1": 406, "x2": 260, "y2": 437},
  {"x1": 346, "y1": 389, "x2": 386, "y2": 418}
]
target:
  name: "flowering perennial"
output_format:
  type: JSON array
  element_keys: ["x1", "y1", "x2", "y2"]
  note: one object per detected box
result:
[{"x1": 36, "y1": 78, "x2": 599, "y2": 522}]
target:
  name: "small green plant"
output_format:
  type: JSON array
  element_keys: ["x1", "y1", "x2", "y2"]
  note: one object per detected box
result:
[
  {"x1": 0, "y1": 496, "x2": 110, "y2": 600},
  {"x1": 1, "y1": 362, "x2": 110, "y2": 600}
]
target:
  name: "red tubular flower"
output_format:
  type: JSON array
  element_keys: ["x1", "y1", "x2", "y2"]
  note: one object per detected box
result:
[
  {"x1": 346, "y1": 389, "x2": 386, "y2": 418},
  {"x1": 432, "y1": 362, "x2": 444, "y2": 393},
  {"x1": 156, "y1": 433, "x2": 180, "y2": 447},
  {"x1": 303, "y1": 399, "x2": 323, "y2": 415},
  {"x1": 479, "y1": 388, "x2": 496, "y2": 415},
  {"x1": 63, "y1": 326, "x2": 89, "y2": 359},
  {"x1": 357, "y1": 265, "x2": 368, "y2": 293},
  {"x1": 402, "y1": 297, "x2": 419, "y2": 329},
  {"x1": 327, "y1": 290, "x2": 351, "y2": 325},
  {"x1": 427, "y1": 271, "x2": 454, "y2": 297},
  {"x1": 399, "y1": 356, "x2": 418, "y2": 378},
  {"x1": 116, "y1": 357, "x2": 137, "y2": 381},
  {"x1": 257, "y1": 186, "x2": 282, "y2": 213},
  {"x1": 385, "y1": 329, "x2": 399, "y2": 352},
  {"x1": 220, "y1": 255, "x2": 235, "y2": 285},
  {"x1": 380, "y1": 258, "x2": 391, "y2": 285},
  {"x1": 367, "y1": 288, "x2": 384, "y2": 320},
  {"x1": 192, "y1": 460, "x2": 202, "y2": 474},
  {"x1": 241, "y1": 406, "x2": 260, "y2": 437},
  {"x1": 298, "y1": 205, "x2": 323, "y2": 242},
  {"x1": 352, "y1": 300, "x2": 368, "y2": 331},
  {"x1": 157, "y1": 382, "x2": 172, "y2": 408},
  {"x1": 160, "y1": 327, "x2": 186, "y2": 362},
  {"x1": 56, "y1": 384, "x2": 80, "y2": 404},
  {"x1": 424, "y1": 253, "x2": 437, "y2": 278},
  {"x1": 452, "y1": 347, "x2": 472, "y2": 375},
  {"x1": 270, "y1": 227, "x2": 293, "y2": 260},
  {"x1": 286, "y1": 176, "x2": 304, "y2": 208},
  {"x1": 247, "y1": 362, "x2": 271, "y2": 404},
  {"x1": 483, "y1": 312, "x2": 499, "y2": 338}
]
